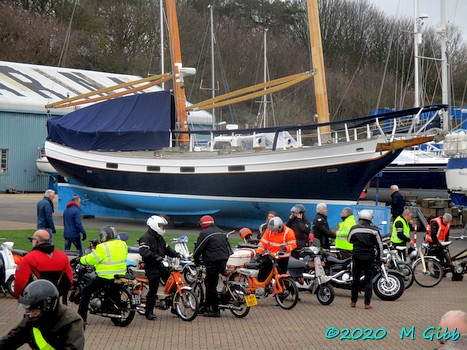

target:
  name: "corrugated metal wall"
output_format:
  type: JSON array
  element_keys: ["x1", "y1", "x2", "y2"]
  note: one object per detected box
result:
[{"x1": 0, "y1": 111, "x2": 53, "y2": 192}]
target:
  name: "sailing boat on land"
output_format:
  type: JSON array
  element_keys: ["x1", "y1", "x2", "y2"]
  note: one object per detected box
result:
[{"x1": 43, "y1": 0, "x2": 446, "y2": 228}]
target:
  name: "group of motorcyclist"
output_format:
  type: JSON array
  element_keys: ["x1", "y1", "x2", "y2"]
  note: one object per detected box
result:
[{"x1": 0, "y1": 191, "x2": 455, "y2": 349}]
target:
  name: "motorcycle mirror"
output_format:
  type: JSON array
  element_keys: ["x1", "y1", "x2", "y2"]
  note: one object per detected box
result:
[{"x1": 118, "y1": 232, "x2": 129, "y2": 241}]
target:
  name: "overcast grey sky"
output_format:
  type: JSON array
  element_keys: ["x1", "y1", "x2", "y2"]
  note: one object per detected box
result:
[{"x1": 370, "y1": 0, "x2": 467, "y2": 40}]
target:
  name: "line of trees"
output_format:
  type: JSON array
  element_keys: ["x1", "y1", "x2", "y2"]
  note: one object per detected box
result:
[{"x1": 0, "y1": 0, "x2": 466, "y2": 126}]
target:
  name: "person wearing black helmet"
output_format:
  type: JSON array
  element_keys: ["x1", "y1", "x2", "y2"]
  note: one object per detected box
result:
[
  {"x1": 138, "y1": 215, "x2": 182, "y2": 320},
  {"x1": 77, "y1": 225, "x2": 128, "y2": 323},
  {"x1": 347, "y1": 210, "x2": 383, "y2": 310},
  {"x1": 0, "y1": 279, "x2": 85, "y2": 349},
  {"x1": 286, "y1": 204, "x2": 311, "y2": 258},
  {"x1": 193, "y1": 215, "x2": 231, "y2": 317}
]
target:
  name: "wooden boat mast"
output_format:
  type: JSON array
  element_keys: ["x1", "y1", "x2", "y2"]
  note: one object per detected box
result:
[
  {"x1": 306, "y1": 0, "x2": 331, "y2": 135},
  {"x1": 165, "y1": 0, "x2": 189, "y2": 142}
]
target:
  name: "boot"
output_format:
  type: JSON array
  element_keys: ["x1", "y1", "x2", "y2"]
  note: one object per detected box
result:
[
  {"x1": 204, "y1": 309, "x2": 221, "y2": 318},
  {"x1": 350, "y1": 302, "x2": 356, "y2": 308},
  {"x1": 145, "y1": 312, "x2": 156, "y2": 320},
  {"x1": 364, "y1": 304, "x2": 373, "y2": 309}
]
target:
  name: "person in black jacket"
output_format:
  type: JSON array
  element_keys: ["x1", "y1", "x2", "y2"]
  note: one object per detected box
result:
[
  {"x1": 348, "y1": 210, "x2": 383, "y2": 309},
  {"x1": 0, "y1": 279, "x2": 84, "y2": 350},
  {"x1": 287, "y1": 204, "x2": 311, "y2": 258},
  {"x1": 312, "y1": 203, "x2": 336, "y2": 249},
  {"x1": 390, "y1": 185, "x2": 406, "y2": 221},
  {"x1": 193, "y1": 215, "x2": 231, "y2": 318},
  {"x1": 138, "y1": 215, "x2": 182, "y2": 320}
]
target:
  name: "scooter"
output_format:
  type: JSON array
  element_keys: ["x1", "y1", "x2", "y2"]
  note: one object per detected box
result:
[
  {"x1": 172, "y1": 236, "x2": 197, "y2": 284},
  {"x1": 0, "y1": 238, "x2": 18, "y2": 296},
  {"x1": 287, "y1": 247, "x2": 335, "y2": 305}
]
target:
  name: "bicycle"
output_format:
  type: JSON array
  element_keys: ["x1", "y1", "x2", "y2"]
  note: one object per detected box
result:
[{"x1": 411, "y1": 243, "x2": 444, "y2": 288}]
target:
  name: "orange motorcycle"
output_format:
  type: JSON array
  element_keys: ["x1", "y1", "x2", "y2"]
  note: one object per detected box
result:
[
  {"x1": 130, "y1": 257, "x2": 198, "y2": 321},
  {"x1": 228, "y1": 251, "x2": 299, "y2": 310}
]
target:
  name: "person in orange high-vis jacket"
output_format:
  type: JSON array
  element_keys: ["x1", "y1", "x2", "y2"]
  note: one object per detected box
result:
[
  {"x1": 256, "y1": 217, "x2": 296, "y2": 274},
  {"x1": 425, "y1": 213, "x2": 452, "y2": 266}
]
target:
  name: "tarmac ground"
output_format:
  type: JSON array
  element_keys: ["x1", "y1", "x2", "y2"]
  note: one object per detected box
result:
[{"x1": 0, "y1": 193, "x2": 466, "y2": 350}]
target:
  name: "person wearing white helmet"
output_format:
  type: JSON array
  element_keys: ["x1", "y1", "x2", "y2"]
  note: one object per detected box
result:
[
  {"x1": 347, "y1": 210, "x2": 383, "y2": 310},
  {"x1": 255, "y1": 216, "x2": 297, "y2": 275},
  {"x1": 138, "y1": 215, "x2": 182, "y2": 320}
]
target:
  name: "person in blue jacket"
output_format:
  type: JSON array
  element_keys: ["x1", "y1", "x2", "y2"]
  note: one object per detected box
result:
[
  {"x1": 36, "y1": 189, "x2": 56, "y2": 244},
  {"x1": 63, "y1": 195, "x2": 86, "y2": 256}
]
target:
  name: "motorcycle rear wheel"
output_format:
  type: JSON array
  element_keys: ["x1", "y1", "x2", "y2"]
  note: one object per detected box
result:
[
  {"x1": 228, "y1": 284, "x2": 250, "y2": 318},
  {"x1": 373, "y1": 271, "x2": 404, "y2": 301},
  {"x1": 274, "y1": 277, "x2": 299, "y2": 310},
  {"x1": 173, "y1": 289, "x2": 198, "y2": 322},
  {"x1": 7, "y1": 276, "x2": 14, "y2": 296},
  {"x1": 316, "y1": 283, "x2": 334, "y2": 305},
  {"x1": 110, "y1": 286, "x2": 136, "y2": 327},
  {"x1": 412, "y1": 258, "x2": 443, "y2": 288}
]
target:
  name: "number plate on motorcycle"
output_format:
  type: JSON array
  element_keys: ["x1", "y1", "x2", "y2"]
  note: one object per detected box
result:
[{"x1": 245, "y1": 294, "x2": 258, "y2": 307}]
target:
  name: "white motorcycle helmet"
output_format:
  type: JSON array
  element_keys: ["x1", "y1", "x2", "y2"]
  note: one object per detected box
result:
[
  {"x1": 268, "y1": 217, "x2": 284, "y2": 234},
  {"x1": 147, "y1": 215, "x2": 168, "y2": 236},
  {"x1": 358, "y1": 209, "x2": 373, "y2": 222}
]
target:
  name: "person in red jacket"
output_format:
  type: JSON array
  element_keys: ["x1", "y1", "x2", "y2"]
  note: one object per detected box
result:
[
  {"x1": 425, "y1": 213, "x2": 452, "y2": 266},
  {"x1": 256, "y1": 217, "x2": 296, "y2": 274},
  {"x1": 14, "y1": 230, "x2": 73, "y2": 301}
]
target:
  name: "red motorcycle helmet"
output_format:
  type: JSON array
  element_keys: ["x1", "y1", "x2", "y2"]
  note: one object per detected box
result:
[
  {"x1": 239, "y1": 227, "x2": 253, "y2": 240},
  {"x1": 199, "y1": 215, "x2": 214, "y2": 228}
]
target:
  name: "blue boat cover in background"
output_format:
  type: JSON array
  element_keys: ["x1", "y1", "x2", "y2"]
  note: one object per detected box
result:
[{"x1": 47, "y1": 90, "x2": 175, "y2": 151}]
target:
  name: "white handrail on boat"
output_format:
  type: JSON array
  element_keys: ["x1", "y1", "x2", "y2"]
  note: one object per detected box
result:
[
  {"x1": 407, "y1": 108, "x2": 424, "y2": 136},
  {"x1": 375, "y1": 118, "x2": 387, "y2": 142},
  {"x1": 414, "y1": 110, "x2": 441, "y2": 136},
  {"x1": 389, "y1": 118, "x2": 398, "y2": 142},
  {"x1": 317, "y1": 127, "x2": 322, "y2": 146},
  {"x1": 344, "y1": 123, "x2": 350, "y2": 142}
]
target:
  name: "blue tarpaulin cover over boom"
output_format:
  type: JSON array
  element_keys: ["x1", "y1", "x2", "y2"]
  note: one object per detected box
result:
[{"x1": 46, "y1": 90, "x2": 175, "y2": 151}]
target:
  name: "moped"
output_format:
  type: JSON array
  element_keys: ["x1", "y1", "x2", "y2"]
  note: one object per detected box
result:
[{"x1": 0, "y1": 238, "x2": 25, "y2": 296}]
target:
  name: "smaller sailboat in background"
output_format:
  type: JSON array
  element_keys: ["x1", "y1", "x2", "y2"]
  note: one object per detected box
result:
[{"x1": 444, "y1": 130, "x2": 467, "y2": 207}]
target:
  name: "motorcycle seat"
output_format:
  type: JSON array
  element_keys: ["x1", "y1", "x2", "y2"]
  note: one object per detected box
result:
[
  {"x1": 440, "y1": 241, "x2": 452, "y2": 247},
  {"x1": 287, "y1": 257, "x2": 307, "y2": 270},
  {"x1": 12, "y1": 249, "x2": 28, "y2": 256},
  {"x1": 325, "y1": 254, "x2": 351, "y2": 265},
  {"x1": 128, "y1": 246, "x2": 140, "y2": 254},
  {"x1": 237, "y1": 242, "x2": 259, "y2": 249}
]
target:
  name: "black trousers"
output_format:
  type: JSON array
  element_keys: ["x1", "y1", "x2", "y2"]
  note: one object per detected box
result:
[
  {"x1": 78, "y1": 277, "x2": 114, "y2": 322},
  {"x1": 204, "y1": 260, "x2": 227, "y2": 312},
  {"x1": 351, "y1": 257, "x2": 374, "y2": 305}
]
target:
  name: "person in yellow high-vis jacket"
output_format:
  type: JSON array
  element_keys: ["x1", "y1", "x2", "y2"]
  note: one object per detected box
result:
[
  {"x1": 390, "y1": 209, "x2": 413, "y2": 260},
  {"x1": 0, "y1": 280, "x2": 84, "y2": 349},
  {"x1": 335, "y1": 207, "x2": 356, "y2": 259},
  {"x1": 78, "y1": 226, "x2": 128, "y2": 323}
]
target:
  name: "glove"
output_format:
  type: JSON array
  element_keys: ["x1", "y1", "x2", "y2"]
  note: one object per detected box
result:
[
  {"x1": 82, "y1": 233, "x2": 87, "y2": 241},
  {"x1": 177, "y1": 253, "x2": 184, "y2": 260},
  {"x1": 155, "y1": 256, "x2": 164, "y2": 263},
  {"x1": 251, "y1": 254, "x2": 261, "y2": 262},
  {"x1": 52, "y1": 229, "x2": 56, "y2": 234},
  {"x1": 279, "y1": 246, "x2": 287, "y2": 253}
]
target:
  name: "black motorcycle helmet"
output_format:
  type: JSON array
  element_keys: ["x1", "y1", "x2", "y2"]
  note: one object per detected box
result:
[
  {"x1": 19, "y1": 280, "x2": 59, "y2": 314},
  {"x1": 99, "y1": 226, "x2": 117, "y2": 243}
]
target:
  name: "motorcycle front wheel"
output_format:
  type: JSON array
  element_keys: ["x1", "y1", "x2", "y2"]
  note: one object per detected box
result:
[
  {"x1": 110, "y1": 286, "x2": 136, "y2": 327},
  {"x1": 316, "y1": 283, "x2": 334, "y2": 305},
  {"x1": 228, "y1": 284, "x2": 250, "y2": 318},
  {"x1": 412, "y1": 258, "x2": 443, "y2": 288},
  {"x1": 183, "y1": 266, "x2": 197, "y2": 285},
  {"x1": 173, "y1": 289, "x2": 198, "y2": 322},
  {"x1": 373, "y1": 271, "x2": 404, "y2": 301},
  {"x1": 274, "y1": 277, "x2": 299, "y2": 310}
]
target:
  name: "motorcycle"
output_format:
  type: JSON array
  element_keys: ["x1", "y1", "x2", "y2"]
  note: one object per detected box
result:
[
  {"x1": 229, "y1": 252, "x2": 300, "y2": 310},
  {"x1": 130, "y1": 257, "x2": 199, "y2": 321},
  {"x1": 287, "y1": 247, "x2": 335, "y2": 305},
  {"x1": 68, "y1": 262, "x2": 137, "y2": 327},
  {"x1": 322, "y1": 249, "x2": 405, "y2": 301},
  {"x1": 0, "y1": 238, "x2": 22, "y2": 296},
  {"x1": 385, "y1": 243, "x2": 415, "y2": 289},
  {"x1": 191, "y1": 264, "x2": 253, "y2": 318},
  {"x1": 172, "y1": 236, "x2": 197, "y2": 284}
]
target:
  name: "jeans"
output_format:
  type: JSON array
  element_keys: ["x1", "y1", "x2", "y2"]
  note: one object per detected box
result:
[{"x1": 65, "y1": 237, "x2": 83, "y2": 256}]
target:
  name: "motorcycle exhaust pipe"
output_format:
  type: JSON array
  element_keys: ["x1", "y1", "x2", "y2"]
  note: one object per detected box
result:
[{"x1": 219, "y1": 304, "x2": 243, "y2": 311}]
